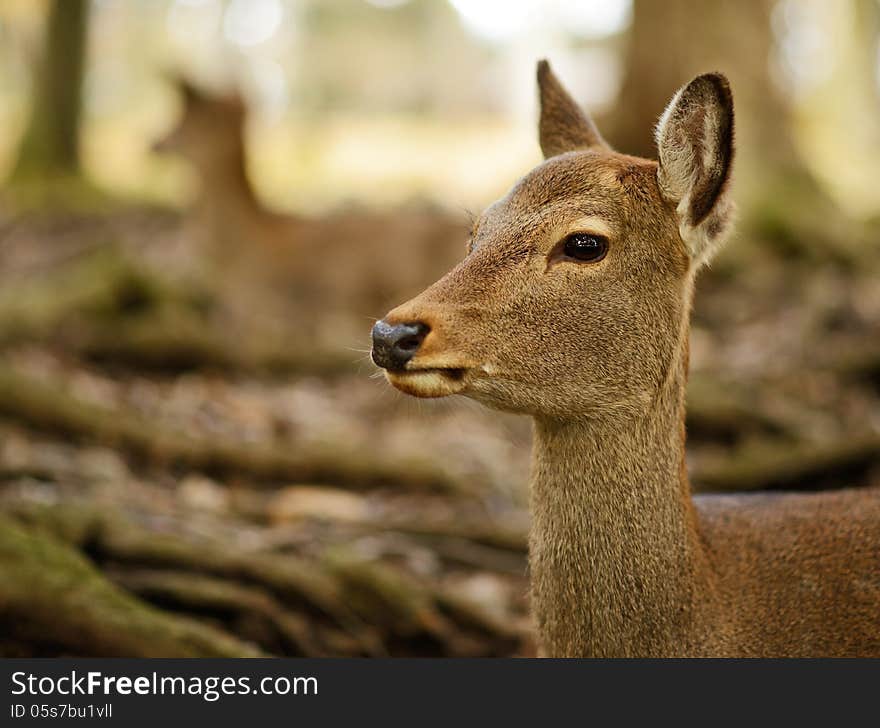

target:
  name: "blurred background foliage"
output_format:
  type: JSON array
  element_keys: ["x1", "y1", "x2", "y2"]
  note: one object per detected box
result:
[
  {"x1": 2, "y1": 0, "x2": 878, "y2": 216},
  {"x1": 0, "y1": 0, "x2": 878, "y2": 657}
]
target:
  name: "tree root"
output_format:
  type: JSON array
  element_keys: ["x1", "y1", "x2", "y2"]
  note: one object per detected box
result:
[
  {"x1": 0, "y1": 246, "x2": 358, "y2": 378},
  {"x1": 694, "y1": 434, "x2": 880, "y2": 492},
  {"x1": 107, "y1": 568, "x2": 331, "y2": 657},
  {"x1": 73, "y1": 316, "x2": 357, "y2": 378},
  {"x1": 3, "y1": 499, "x2": 527, "y2": 656},
  {"x1": 686, "y1": 376, "x2": 792, "y2": 444},
  {"x1": 0, "y1": 365, "x2": 467, "y2": 494},
  {"x1": 0, "y1": 514, "x2": 263, "y2": 657},
  {"x1": 262, "y1": 486, "x2": 528, "y2": 551}
]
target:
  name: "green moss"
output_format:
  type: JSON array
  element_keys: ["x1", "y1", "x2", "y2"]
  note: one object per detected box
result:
[
  {"x1": 0, "y1": 513, "x2": 262, "y2": 657},
  {"x1": 2, "y1": 175, "x2": 118, "y2": 216}
]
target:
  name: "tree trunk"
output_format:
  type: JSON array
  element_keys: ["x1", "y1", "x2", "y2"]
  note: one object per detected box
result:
[
  {"x1": 604, "y1": 0, "x2": 862, "y2": 262},
  {"x1": 11, "y1": 0, "x2": 90, "y2": 182},
  {"x1": 607, "y1": 1, "x2": 787, "y2": 160}
]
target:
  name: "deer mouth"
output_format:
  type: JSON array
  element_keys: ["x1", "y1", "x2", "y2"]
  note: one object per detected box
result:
[{"x1": 384, "y1": 367, "x2": 469, "y2": 398}]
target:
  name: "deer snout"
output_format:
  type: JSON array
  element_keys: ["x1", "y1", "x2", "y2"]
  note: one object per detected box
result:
[{"x1": 371, "y1": 320, "x2": 429, "y2": 371}]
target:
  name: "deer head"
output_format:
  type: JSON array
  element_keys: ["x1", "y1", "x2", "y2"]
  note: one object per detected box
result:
[
  {"x1": 372, "y1": 61, "x2": 735, "y2": 421},
  {"x1": 152, "y1": 75, "x2": 247, "y2": 171}
]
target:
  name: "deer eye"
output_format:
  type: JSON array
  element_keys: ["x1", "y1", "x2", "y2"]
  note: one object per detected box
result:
[{"x1": 562, "y1": 233, "x2": 608, "y2": 263}]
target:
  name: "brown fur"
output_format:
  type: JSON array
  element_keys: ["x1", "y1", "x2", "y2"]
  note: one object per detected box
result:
[
  {"x1": 154, "y1": 78, "x2": 466, "y2": 343},
  {"x1": 537, "y1": 60, "x2": 607, "y2": 158},
  {"x1": 374, "y1": 62, "x2": 880, "y2": 657}
]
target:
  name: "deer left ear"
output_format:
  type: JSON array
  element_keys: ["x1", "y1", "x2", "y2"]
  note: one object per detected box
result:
[
  {"x1": 537, "y1": 60, "x2": 609, "y2": 158},
  {"x1": 656, "y1": 72, "x2": 735, "y2": 267}
]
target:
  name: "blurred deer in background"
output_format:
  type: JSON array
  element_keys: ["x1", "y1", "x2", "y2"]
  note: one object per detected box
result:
[
  {"x1": 153, "y1": 78, "x2": 465, "y2": 346},
  {"x1": 371, "y1": 61, "x2": 880, "y2": 657}
]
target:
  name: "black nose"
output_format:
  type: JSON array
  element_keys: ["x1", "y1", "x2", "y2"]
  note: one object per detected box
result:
[{"x1": 371, "y1": 320, "x2": 429, "y2": 370}]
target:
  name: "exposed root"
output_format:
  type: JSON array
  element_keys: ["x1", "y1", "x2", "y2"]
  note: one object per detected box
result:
[
  {"x1": 0, "y1": 514, "x2": 263, "y2": 657},
  {"x1": 0, "y1": 365, "x2": 467, "y2": 494}
]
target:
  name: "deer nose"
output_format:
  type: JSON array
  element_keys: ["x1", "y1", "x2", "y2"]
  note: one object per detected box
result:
[{"x1": 371, "y1": 320, "x2": 429, "y2": 370}]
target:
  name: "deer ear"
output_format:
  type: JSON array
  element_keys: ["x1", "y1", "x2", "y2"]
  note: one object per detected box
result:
[
  {"x1": 537, "y1": 60, "x2": 608, "y2": 159},
  {"x1": 656, "y1": 72, "x2": 735, "y2": 266},
  {"x1": 164, "y1": 72, "x2": 206, "y2": 107}
]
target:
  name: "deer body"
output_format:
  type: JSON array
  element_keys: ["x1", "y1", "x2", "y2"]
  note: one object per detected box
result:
[
  {"x1": 531, "y1": 405, "x2": 879, "y2": 657},
  {"x1": 154, "y1": 80, "x2": 465, "y2": 340},
  {"x1": 371, "y1": 62, "x2": 880, "y2": 657}
]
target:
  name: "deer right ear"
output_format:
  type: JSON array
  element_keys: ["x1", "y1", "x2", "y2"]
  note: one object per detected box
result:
[
  {"x1": 169, "y1": 75, "x2": 206, "y2": 107},
  {"x1": 537, "y1": 60, "x2": 608, "y2": 159},
  {"x1": 655, "y1": 73, "x2": 735, "y2": 267}
]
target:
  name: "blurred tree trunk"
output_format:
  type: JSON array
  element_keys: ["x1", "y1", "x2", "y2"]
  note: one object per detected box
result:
[
  {"x1": 792, "y1": 0, "x2": 880, "y2": 222},
  {"x1": 605, "y1": 0, "x2": 861, "y2": 262},
  {"x1": 11, "y1": 0, "x2": 90, "y2": 182},
  {"x1": 607, "y1": 0, "x2": 789, "y2": 162}
]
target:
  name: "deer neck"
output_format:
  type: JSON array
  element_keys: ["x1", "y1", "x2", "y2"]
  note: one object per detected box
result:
[
  {"x1": 195, "y1": 134, "x2": 267, "y2": 231},
  {"x1": 528, "y1": 346, "x2": 711, "y2": 657}
]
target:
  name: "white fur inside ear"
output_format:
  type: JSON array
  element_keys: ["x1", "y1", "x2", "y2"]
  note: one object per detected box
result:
[
  {"x1": 655, "y1": 86, "x2": 690, "y2": 204},
  {"x1": 677, "y1": 195, "x2": 735, "y2": 268}
]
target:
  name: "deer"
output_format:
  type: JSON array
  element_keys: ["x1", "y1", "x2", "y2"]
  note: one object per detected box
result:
[
  {"x1": 152, "y1": 78, "x2": 466, "y2": 346},
  {"x1": 370, "y1": 61, "x2": 880, "y2": 657}
]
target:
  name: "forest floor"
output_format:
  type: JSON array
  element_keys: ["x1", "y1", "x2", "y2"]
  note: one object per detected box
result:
[{"x1": 0, "y1": 203, "x2": 878, "y2": 657}]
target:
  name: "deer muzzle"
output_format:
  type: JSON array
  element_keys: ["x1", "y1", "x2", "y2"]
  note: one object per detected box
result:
[{"x1": 371, "y1": 317, "x2": 470, "y2": 398}]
